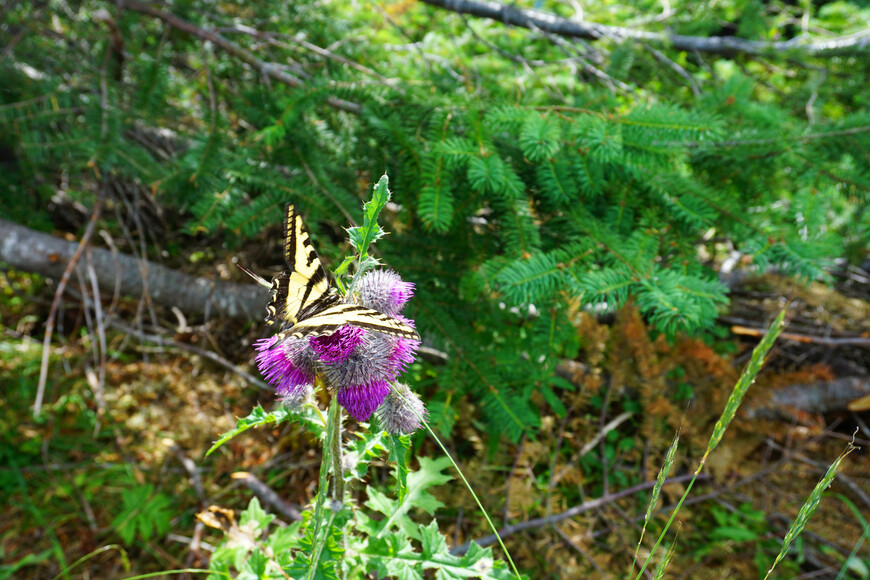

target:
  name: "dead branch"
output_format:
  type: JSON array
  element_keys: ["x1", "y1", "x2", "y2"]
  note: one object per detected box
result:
[
  {"x1": 107, "y1": 319, "x2": 269, "y2": 391},
  {"x1": 34, "y1": 194, "x2": 103, "y2": 417},
  {"x1": 231, "y1": 472, "x2": 303, "y2": 522},
  {"x1": 118, "y1": 0, "x2": 361, "y2": 114},
  {"x1": 744, "y1": 376, "x2": 870, "y2": 419},
  {"x1": 0, "y1": 218, "x2": 263, "y2": 322},
  {"x1": 421, "y1": 0, "x2": 870, "y2": 57},
  {"x1": 451, "y1": 472, "x2": 709, "y2": 554},
  {"x1": 730, "y1": 324, "x2": 870, "y2": 348}
]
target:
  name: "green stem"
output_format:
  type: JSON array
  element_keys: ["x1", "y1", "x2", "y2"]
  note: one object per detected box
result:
[
  {"x1": 421, "y1": 421, "x2": 522, "y2": 578},
  {"x1": 330, "y1": 396, "x2": 345, "y2": 503},
  {"x1": 307, "y1": 394, "x2": 340, "y2": 580},
  {"x1": 385, "y1": 382, "x2": 522, "y2": 578},
  {"x1": 633, "y1": 462, "x2": 703, "y2": 579}
]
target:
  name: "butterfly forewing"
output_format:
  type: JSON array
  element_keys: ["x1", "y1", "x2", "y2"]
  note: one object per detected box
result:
[{"x1": 267, "y1": 205, "x2": 338, "y2": 327}]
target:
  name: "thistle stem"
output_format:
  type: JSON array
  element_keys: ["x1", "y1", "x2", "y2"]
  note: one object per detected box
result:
[{"x1": 329, "y1": 396, "x2": 345, "y2": 502}]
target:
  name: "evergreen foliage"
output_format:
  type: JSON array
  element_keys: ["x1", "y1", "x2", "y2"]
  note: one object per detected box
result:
[{"x1": 1, "y1": 0, "x2": 868, "y2": 446}]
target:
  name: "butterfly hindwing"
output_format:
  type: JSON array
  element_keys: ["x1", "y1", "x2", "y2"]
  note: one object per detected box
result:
[{"x1": 282, "y1": 304, "x2": 419, "y2": 340}]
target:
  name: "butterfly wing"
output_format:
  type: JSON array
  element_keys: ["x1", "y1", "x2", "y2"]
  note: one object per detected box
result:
[
  {"x1": 266, "y1": 204, "x2": 338, "y2": 327},
  {"x1": 282, "y1": 304, "x2": 420, "y2": 341}
]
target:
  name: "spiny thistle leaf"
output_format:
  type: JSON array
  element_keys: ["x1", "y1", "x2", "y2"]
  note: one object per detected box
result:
[
  {"x1": 348, "y1": 174, "x2": 390, "y2": 258},
  {"x1": 206, "y1": 404, "x2": 324, "y2": 456}
]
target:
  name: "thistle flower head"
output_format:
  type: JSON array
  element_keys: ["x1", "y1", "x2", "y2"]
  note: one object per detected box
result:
[
  {"x1": 280, "y1": 382, "x2": 314, "y2": 410},
  {"x1": 255, "y1": 336, "x2": 317, "y2": 396},
  {"x1": 310, "y1": 325, "x2": 366, "y2": 364},
  {"x1": 375, "y1": 382, "x2": 428, "y2": 434},
  {"x1": 319, "y1": 332, "x2": 396, "y2": 388},
  {"x1": 357, "y1": 270, "x2": 415, "y2": 317},
  {"x1": 318, "y1": 329, "x2": 420, "y2": 421},
  {"x1": 388, "y1": 317, "x2": 419, "y2": 376},
  {"x1": 336, "y1": 380, "x2": 391, "y2": 422}
]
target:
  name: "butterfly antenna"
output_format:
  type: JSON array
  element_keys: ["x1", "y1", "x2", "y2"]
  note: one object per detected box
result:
[{"x1": 237, "y1": 264, "x2": 272, "y2": 288}]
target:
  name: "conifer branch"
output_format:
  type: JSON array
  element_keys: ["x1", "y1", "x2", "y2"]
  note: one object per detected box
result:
[
  {"x1": 119, "y1": 1, "x2": 362, "y2": 114},
  {"x1": 660, "y1": 124, "x2": 870, "y2": 149},
  {"x1": 421, "y1": 0, "x2": 870, "y2": 57}
]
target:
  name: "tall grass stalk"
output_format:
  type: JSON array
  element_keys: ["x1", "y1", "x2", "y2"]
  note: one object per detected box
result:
[
  {"x1": 834, "y1": 494, "x2": 870, "y2": 580},
  {"x1": 388, "y1": 382, "x2": 523, "y2": 579},
  {"x1": 634, "y1": 310, "x2": 787, "y2": 579},
  {"x1": 764, "y1": 442, "x2": 856, "y2": 580},
  {"x1": 50, "y1": 545, "x2": 130, "y2": 580},
  {"x1": 631, "y1": 432, "x2": 680, "y2": 575}
]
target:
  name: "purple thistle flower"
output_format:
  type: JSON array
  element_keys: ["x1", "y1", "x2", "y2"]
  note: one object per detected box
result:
[
  {"x1": 255, "y1": 336, "x2": 317, "y2": 397},
  {"x1": 389, "y1": 337, "x2": 419, "y2": 376},
  {"x1": 318, "y1": 330, "x2": 420, "y2": 421},
  {"x1": 253, "y1": 267, "x2": 423, "y2": 424},
  {"x1": 320, "y1": 332, "x2": 393, "y2": 388},
  {"x1": 357, "y1": 270, "x2": 415, "y2": 317},
  {"x1": 375, "y1": 383, "x2": 427, "y2": 434},
  {"x1": 337, "y1": 380, "x2": 391, "y2": 422},
  {"x1": 310, "y1": 325, "x2": 366, "y2": 363},
  {"x1": 320, "y1": 331, "x2": 419, "y2": 387}
]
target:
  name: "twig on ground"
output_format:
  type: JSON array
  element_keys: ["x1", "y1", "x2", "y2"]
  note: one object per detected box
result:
[
  {"x1": 171, "y1": 443, "x2": 208, "y2": 506},
  {"x1": 34, "y1": 192, "x2": 104, "y2": 417},
  {"x1": 107, "y1": 318, "x2": 269, "y2": 391},
  {"x1": 731, "y1": 325, "x2": 870, "y2": 348},
  {"x1": 232, "y1": 472, "x2": 303, "y2": 521},
  {"x1": 452, "y1": 472, "x2": 707, "y2": 554},
  {"x1": 553, "y1": 525, "x2": 608, "y2": 576},
  {"x1": 582, "y1": 411, "x2": 634, "y2": 457},
  {"x1": 85, "y1": 248, "x2": 108, "y2": 419}
]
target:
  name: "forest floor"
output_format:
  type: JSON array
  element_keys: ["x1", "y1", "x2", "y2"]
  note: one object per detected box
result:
[{"x1": 1, "y1": 268, "x2": 869, "y2": 579}]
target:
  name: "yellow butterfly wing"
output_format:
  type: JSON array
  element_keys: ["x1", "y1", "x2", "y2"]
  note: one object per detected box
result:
[
  {"x1": 266, "y1": 205, "x2": 338, "y2": 327},
  {"x1": 284, "y1": 304, "x2": 420, "y2": 340}
]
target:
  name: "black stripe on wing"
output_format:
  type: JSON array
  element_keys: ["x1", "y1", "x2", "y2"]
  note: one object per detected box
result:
[
  {"x1": 283, "y1": 204, "x2": 298, "y2": 270},
  {"x1": 266, "y1": 275, "x2": 291, "y2": 325},
  {"x1": 297, "y1": 266, "x2": 327, "y2": 314}
]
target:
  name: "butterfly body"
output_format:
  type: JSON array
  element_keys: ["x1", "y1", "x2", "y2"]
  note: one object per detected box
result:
[{"x1": 242, "y1": 205, "x2": 419, "y2": 342}]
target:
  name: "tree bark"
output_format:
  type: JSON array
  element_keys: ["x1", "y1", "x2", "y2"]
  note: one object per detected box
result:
[
  {"x1": 421, "y1": 0, "x2": 870, "y2": 57},
  {"x1": 0, "y1": 218, "x2": 265, "y2": 321},
  {"x1": 745, "y1": 376, "x2": 870, "y2": 419}
]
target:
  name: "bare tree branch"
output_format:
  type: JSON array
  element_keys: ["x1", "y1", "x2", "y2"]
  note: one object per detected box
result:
[
  {"x1": 107, "y1": 319, "x2": 270, "y2": 391},
  {"x1": 118, "y1": 0, "x2": 362, "y2": 114},
  {"x1": 421, "y1": 0, "x2": 870, "y2": 57},
  {"x1": 451, "y1": 472, "x2": 710, "y2": 554},
  {"x1": 0, "y1": 218, "x2": 263, "y2": 322},
  {"x1": 34, "y1": 193, "x2": 103, "y2": 417},
  {"x1": 232, "y1": 472, "x2": 303, "y2": 521}
]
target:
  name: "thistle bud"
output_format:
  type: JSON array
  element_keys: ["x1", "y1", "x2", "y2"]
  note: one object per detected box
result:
[{"x1": 375, "y1": 383, "x2": 427, "y2": 434}]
